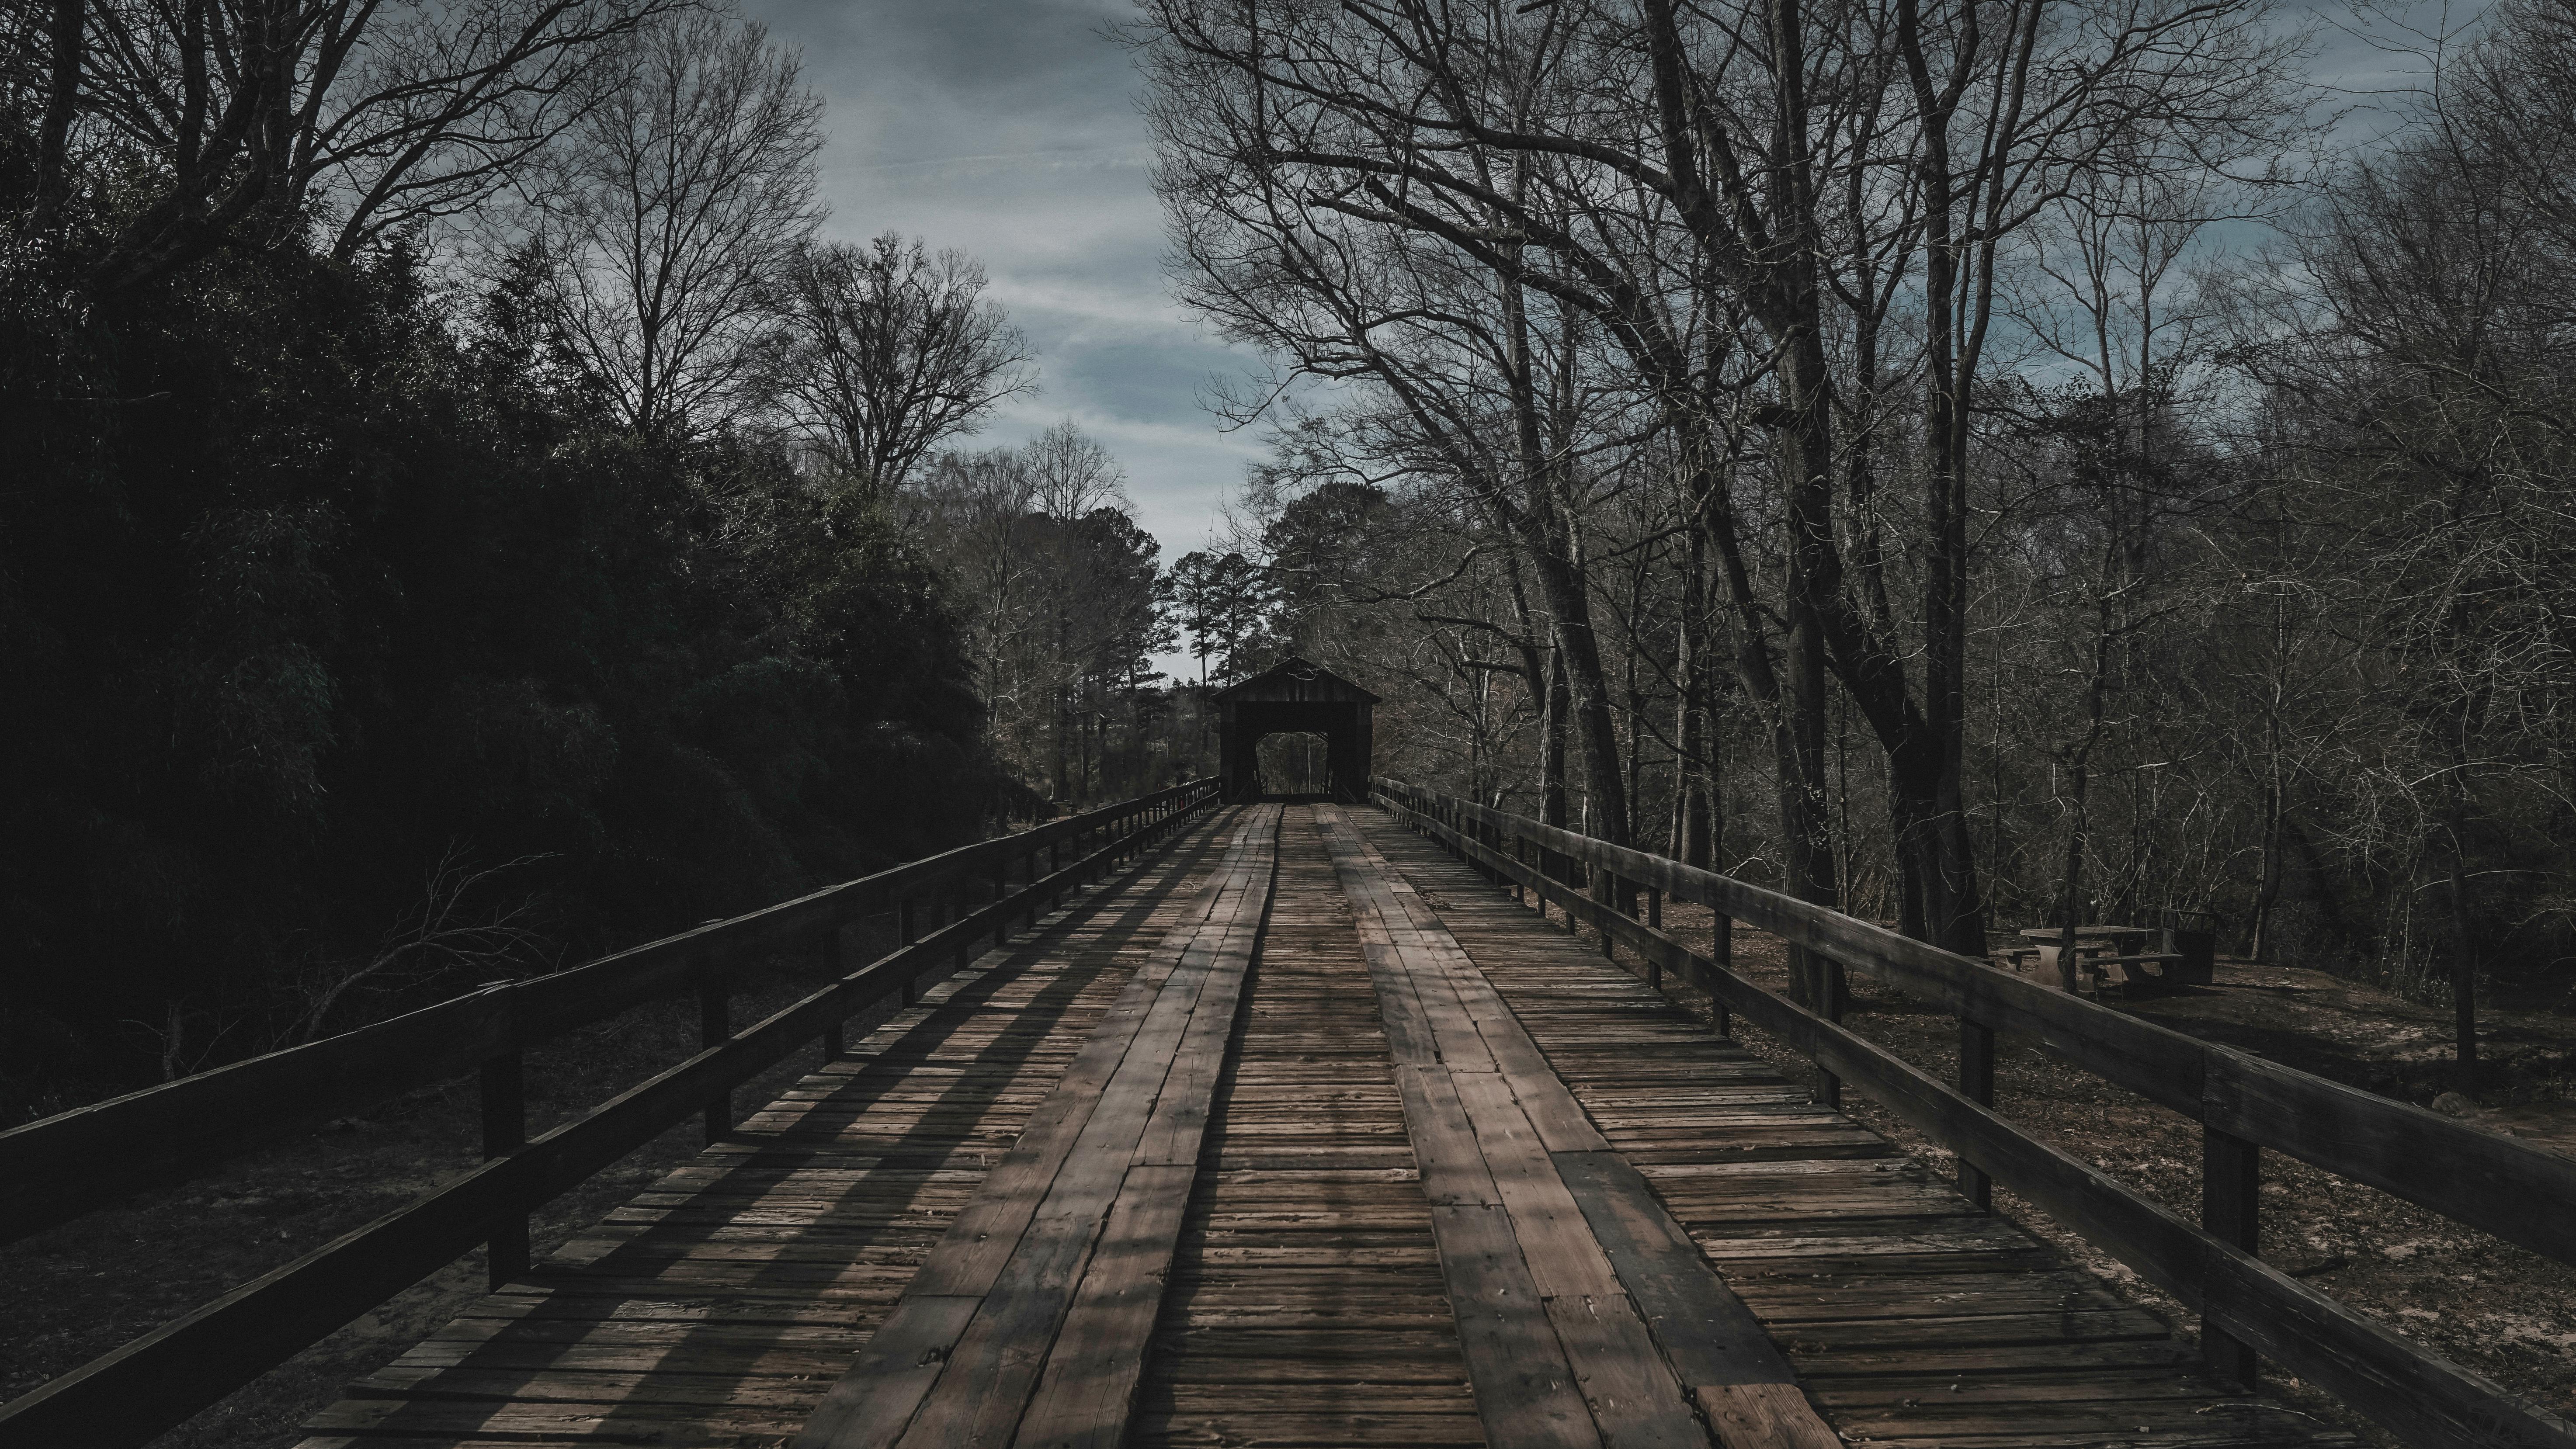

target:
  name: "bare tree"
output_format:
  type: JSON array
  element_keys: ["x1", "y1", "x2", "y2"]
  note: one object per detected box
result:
[
  {"x1": 908, "y1": 425, "x2": 1165, "y2": 803},
  {"x1": 288, "y1": 0, "x2": 686, "y2": 261},
  {"x1": 16, "y1": 0, "x2": 678, "y2": 282},
  {"x1": 772, "y1": 232, "x2": 1037, "y2": 498},
  {"x1": 540, "y1": 9, "x2": 822, "y2": 440},
  {"x1": 291, "y1": 847, "x2": 554, "y2": 1044}
]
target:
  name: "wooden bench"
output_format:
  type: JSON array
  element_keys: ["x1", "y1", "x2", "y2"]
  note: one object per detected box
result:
[{"x1": 2089, "y1": 952, "x2": 2187, "y2": 998}]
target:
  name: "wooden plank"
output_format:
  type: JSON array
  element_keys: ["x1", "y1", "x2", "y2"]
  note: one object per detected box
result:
[
  {"x1": 1364, "y1": 798, "x2": 2570, "y2": 1449},
  {"x1": 1315, "y1": 804, "x2": 1712, "y2": 1449},
  {"x1": 1430, "y1": 1203, "x2": 1605, "y2": 1449},
  {"x1": 790, "y1": 1296, "x2": 982, "y2": 1449},
  {"x1": 1540, "y1": 1294, "x2": 1708, "y2": 1449},
  {"x1": 796, "y1": 807, "x2": 1280, "y2": 1449},
  {"x1": 1374, "y1": 780, "x2": 2576, "y2": 1271},
  {"x1": 1447, "y1": 1071, "x2": 1620, "y2": 1299},
  {"x1": 1013, "y1": 1165, "x2": 1197, "y2": 1449},
  {"x1": 1550, "y1": 1150, "x2": 1801, "y2": 1391},
  {"x1": 1130, "y1": 805, "x2": 1488, "y2": 1449},
  {"x1": 1697, "y1": 1384, "x2": 1845, "y2": 1449},
  {"x1": 267, "y1": 811, "x2": 1245, "y2": 1449}
]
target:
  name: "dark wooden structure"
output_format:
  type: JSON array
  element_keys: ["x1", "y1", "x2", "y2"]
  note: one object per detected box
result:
[
  {"x1": 1215, "y1": 655, "x2": 1376, "y2": 802},
  {"x1": 5, "y1": 789, "x2": 2573, "y2": 1449}
]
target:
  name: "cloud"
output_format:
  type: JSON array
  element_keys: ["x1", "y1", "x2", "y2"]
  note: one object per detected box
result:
[
  {"x1": 742, "y1": 0, "x2": 1266, "y2": 562},
  {"x1": 837, "y1": 143, "x2": 1156, "y2": 181}
]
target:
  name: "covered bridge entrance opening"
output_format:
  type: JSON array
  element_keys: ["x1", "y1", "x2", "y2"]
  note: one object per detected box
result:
[
  {"x1": 1257, "y1": 732, "x2": 1330, "y2": 797},
  {"x1": 1215, "y1": 657, "x2": 1377, "y2": 802}
]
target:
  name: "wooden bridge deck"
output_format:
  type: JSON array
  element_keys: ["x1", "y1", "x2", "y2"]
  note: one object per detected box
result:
[{"x1": 296, "y1": 805, "x2": 2352, "y2": 1449}]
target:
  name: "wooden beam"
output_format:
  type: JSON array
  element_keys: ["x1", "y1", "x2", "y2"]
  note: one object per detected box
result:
[
  {"x1": 1373, "y1": 779, "x2": 2576, "y2": 1272},
  {"x1": 0, "y1": 787, "x2": 1225, "y2": 1449},
  {"x1": 1373, "y1": 782, "x2": 2576, "y2": 1449}
]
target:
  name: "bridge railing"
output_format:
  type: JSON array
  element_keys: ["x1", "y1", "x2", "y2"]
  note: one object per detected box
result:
[
  {"x1": 1372, "y1": 775, "x2": 2576, "y2": 1449},
  {"x1": 0, "y1": 778, "x2": 1220, "y2": 1449}
]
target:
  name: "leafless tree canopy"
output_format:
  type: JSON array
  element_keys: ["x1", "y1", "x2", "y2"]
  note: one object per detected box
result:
[
  {"x1": 772, "y1": 232, "x2": 1039, "y2": 497},
  {"x1": 537, "y1": 10, "x2": 824, "y2": 440},
  {"x1": 1118, "y1": 0, "x2": 2576, "y2": 1047},
  {"x1": 8, "y1": 0, "x2": 686, "y2": 284}
]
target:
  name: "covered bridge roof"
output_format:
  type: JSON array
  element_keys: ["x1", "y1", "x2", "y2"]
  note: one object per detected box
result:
[{"x1": 1212, "y1": 656, "x2": 1380, "y2": 705}]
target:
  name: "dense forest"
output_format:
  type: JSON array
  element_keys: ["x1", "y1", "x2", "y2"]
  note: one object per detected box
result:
[
  {"x1": 5, "y1": 0, "x2": 2572, "y2": 1118},
  {"x1": 0, "y1": 0, "x2": 1201, "y2": 1119},
  {"x1": 1123, "y1": 0, "x2": 2576, "y2": 1068}
]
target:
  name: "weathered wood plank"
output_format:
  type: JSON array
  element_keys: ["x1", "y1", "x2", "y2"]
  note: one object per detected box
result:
[
  {"x1": 1357, "y1": 804, "x2": 2374, "y2": 1449},
  {"x1": 261, "y1": 811, "x2": 1243, "y2": 1449},
  {"x1": 1374, "y1": 778, "x2": 2576, "y2": 1272},
  {"x1": 795, "y1": 807, "x2": 1279, "y2": 1449},
  {"x1": 1316, "y1": 804, "x2": 1719, "y2": 1449},
  {"x1": 1131, "y1": 806, "x2": 1488, "y2": 1449}
]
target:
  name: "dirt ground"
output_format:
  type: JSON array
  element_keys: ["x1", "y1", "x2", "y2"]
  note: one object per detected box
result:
[{"x1": 1633, "y1": 901, "x2": 2576, "y2": 1446}]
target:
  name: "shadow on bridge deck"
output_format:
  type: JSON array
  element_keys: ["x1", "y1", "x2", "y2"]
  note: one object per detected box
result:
[{"x1": 293, "y1": 805, "x2": 2353, "y2": 1449}]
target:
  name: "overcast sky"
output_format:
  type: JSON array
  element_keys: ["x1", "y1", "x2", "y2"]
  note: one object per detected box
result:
[
  {"x1": 739, "y1": 0, "x2": 1262, "y2": 584},
  {"x1": 739, "y1": 0, "x2": 2470, "y2": 667}
]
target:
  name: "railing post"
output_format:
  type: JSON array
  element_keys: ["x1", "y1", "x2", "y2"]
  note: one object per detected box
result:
[
  {"x1": 1958, "y1": 1017, "x2": 1995, "y2": 1210},
  {"x1": 1707, "y1": 912, "x2": 1734, "y2": 1036},
  {"x1": 1812, "y1": 953, "x2": 1847, "y2": 1109},
  {"x1": 898, "y1": 894, "x2": 922, "y2": 1006},
  {"x1": 700, "y1": 969, "x2": 731, "y2": 1143},
  {"x1": 992, "y1": 856, "x2": 1011, "y2": 943},
  {"x1": 823, "y1": 923, "x2": 851, "y2": 1057},
  {"x1": 479, "y1": 1051, "x2": 528, "y2": 1289},
  {"x1": 1646, "y1": 887, "x2": 1662, "y2": 930},
  {"x1": 2203, "y1": 1128, "x2": 2262, "y2": 1387}
]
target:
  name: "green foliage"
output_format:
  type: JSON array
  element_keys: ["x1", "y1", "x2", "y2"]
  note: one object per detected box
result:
[{"x1": 0, "y1": 232, "x2": 1010, "y2": 1119}]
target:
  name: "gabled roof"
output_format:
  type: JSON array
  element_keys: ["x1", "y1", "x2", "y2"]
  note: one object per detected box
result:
[{"x1": 1212, "y1": 655, "x2": 1381, "y2": 704}]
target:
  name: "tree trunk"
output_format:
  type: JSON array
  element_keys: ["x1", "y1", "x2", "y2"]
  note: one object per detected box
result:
[
  {"x1": 2249, "y1": 775, "x2": 2285, "y2": 961},
  {"x1": 1674, "y1": 527, "x2": 1715, "y2": 869},
  {"x1": 1543, "y1": 651, "x2": 1571, "y2": 830},
  {"x1": 2446, "y1": 808, "x2": 2479, "y2": 1094},
  {"x1": 32, "y1": 0, "x2": 83, "y2": 232}
]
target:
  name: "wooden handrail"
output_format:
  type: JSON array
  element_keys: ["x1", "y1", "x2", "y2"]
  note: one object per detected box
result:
[
  {"x1": 1371, "y1": 777, "x2": 2576, "y2": 1265},
  {"x1": 0, "y1": 780, "x2": 1220, "y2": 1449},
  {"x1": 1372, "y1": 776, "x2": 2576, "y2": 1449},
  {"x1": 0, "y1": 780, "x2": 1214, "y2": 1248}
]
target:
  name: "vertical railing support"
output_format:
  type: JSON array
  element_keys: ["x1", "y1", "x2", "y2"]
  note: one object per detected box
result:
[
  {"x1": 1958, "y1": 1017, "x2": 1995, "y2": 1210},
  {"x1": 823, "y1": 924, "x2": 851, "y2": 1059},
  {"x1": 479, "y1": 1050, "x2": 528, "y2": 1289},
  {"x1": 991, "y1": 856, "x2": 1011, "y2": 944},
  {"x1": 1811, "y1": 953, "x2": 1847, "y2": 1109},
  {"x1": 898, "y1": 895, "x2": 922, "y2": 1006},
  {"x1": 699, "y1": 969, "x2": 732, "y2": 1143},
  {"x1": 1713, "y1": 914, "x2": 1734, "y2": 1036},
  {"x1": 1640, "y1": 884, "x2": 1663, "y2": 991},
  {"x1": 2203, "y1": 1128, "x2": 2262, "y2": 1387}
]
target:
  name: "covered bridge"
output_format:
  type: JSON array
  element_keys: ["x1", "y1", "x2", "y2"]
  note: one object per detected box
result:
[{"x1": 1215, "y1": 655, "x2": 1377, "y2": 801}]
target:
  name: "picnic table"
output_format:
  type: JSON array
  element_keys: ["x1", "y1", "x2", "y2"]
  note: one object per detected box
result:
[{"x1": 2003, "y1": 925, "x2": 2184, "y2": 996}]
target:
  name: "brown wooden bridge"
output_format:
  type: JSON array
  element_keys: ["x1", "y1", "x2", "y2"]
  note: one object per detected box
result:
[{"x1": 4, "y1": 785, "x2": 2573, "y2": 1449}]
